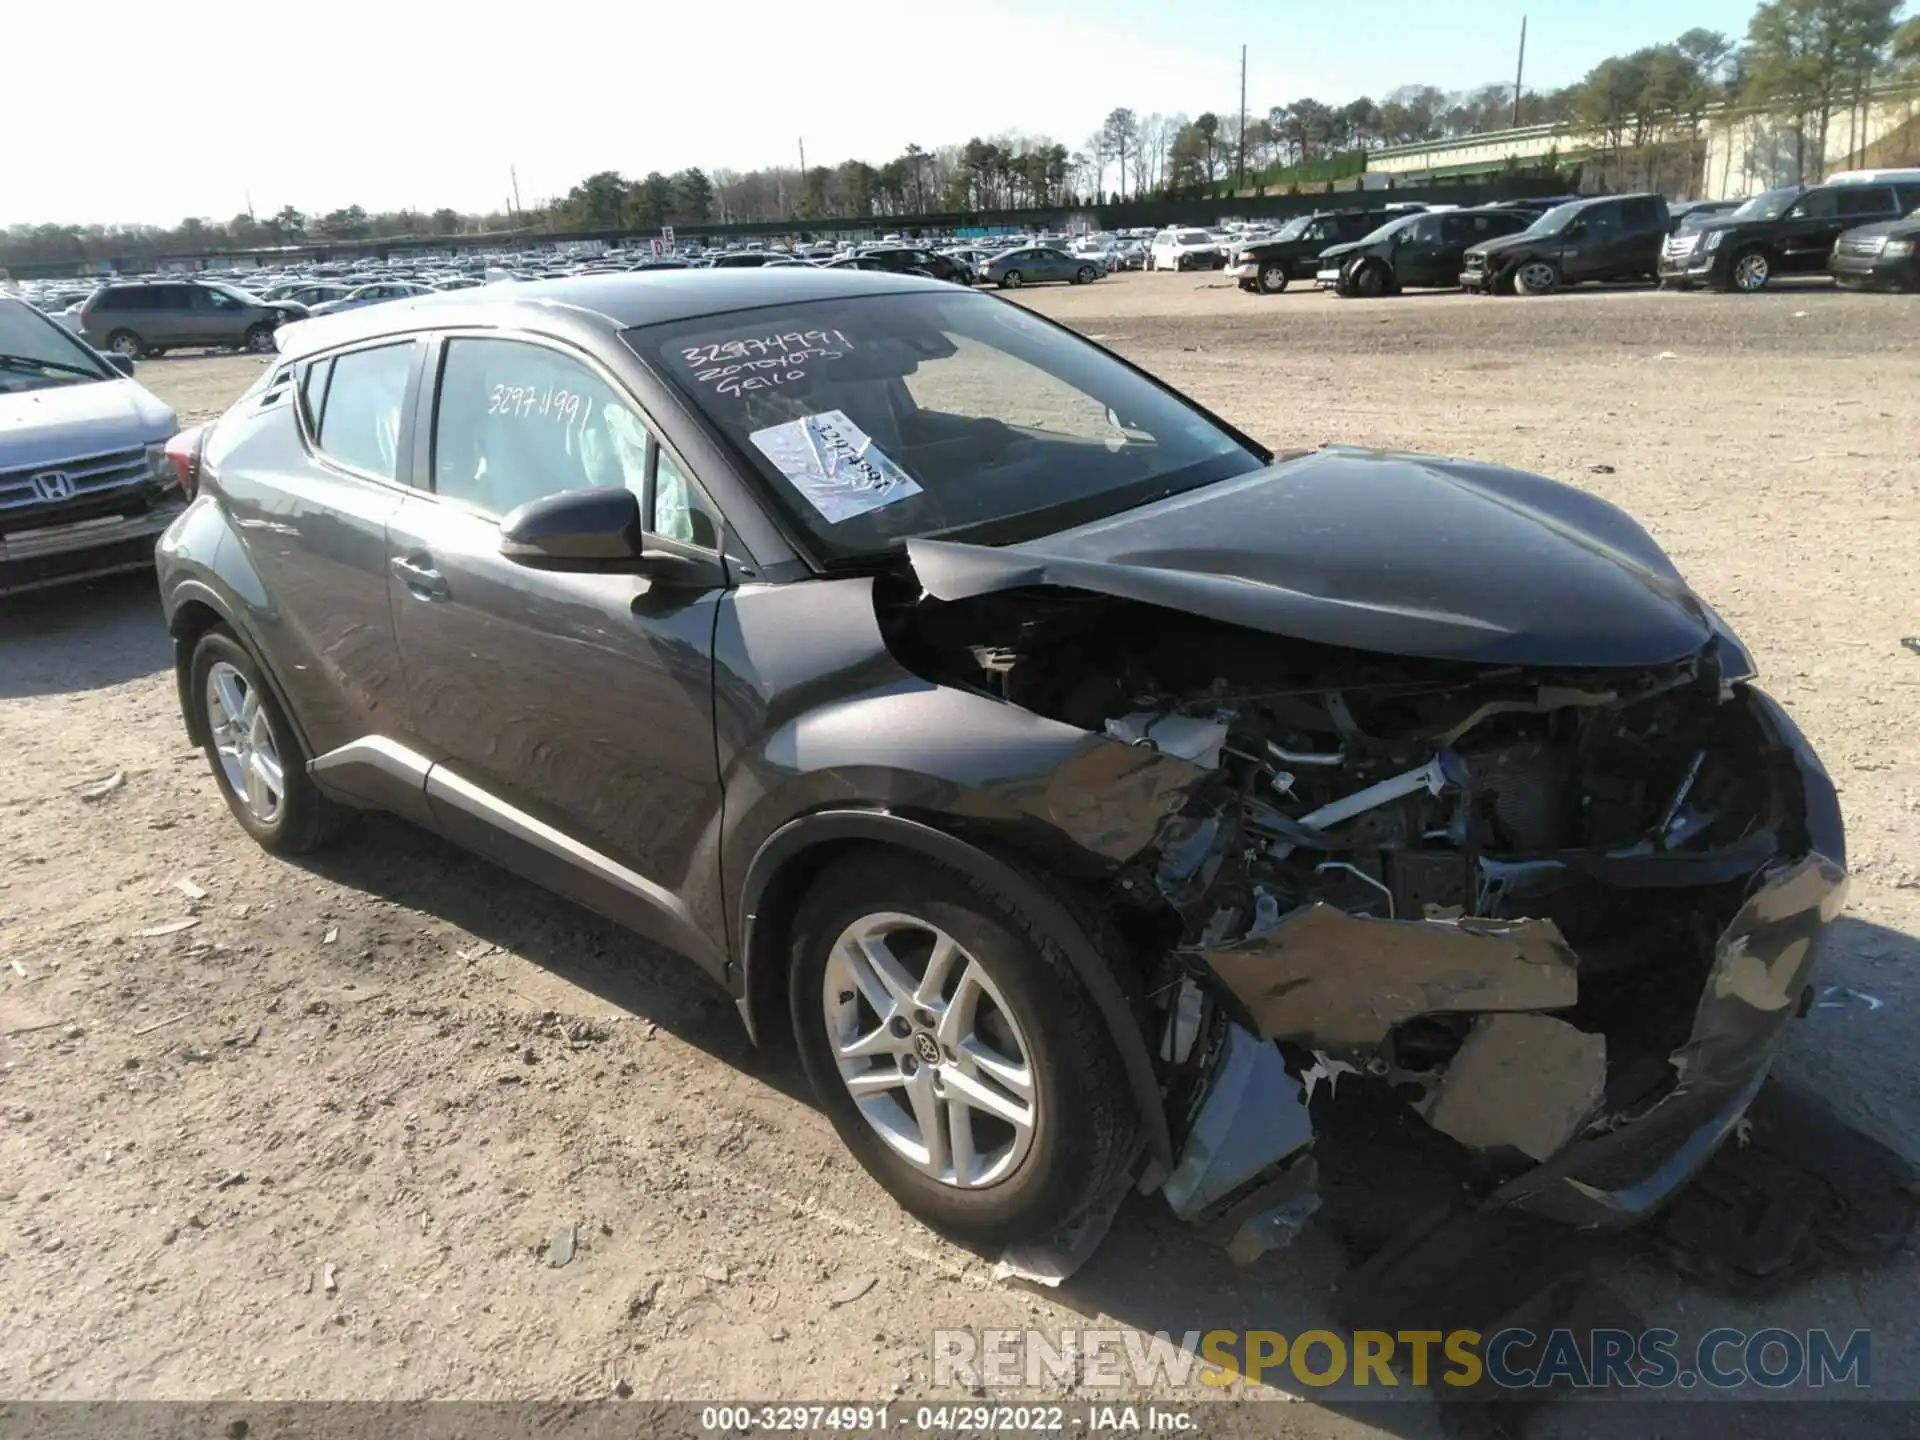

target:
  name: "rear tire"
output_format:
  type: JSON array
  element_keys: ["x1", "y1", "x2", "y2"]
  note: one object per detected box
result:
[
  {"x1": 999, "y1": 270, "x2": 1023, "y2": 289},
  {"x1": 106, "y1": 330, "x2": 145, "y2": 359},
  {"x1": 189, "y1": 627, "x2": 348, "y2": 856},
  {"x1": 789, "y1": 851, "x2": 1141, "y2": 1246}
]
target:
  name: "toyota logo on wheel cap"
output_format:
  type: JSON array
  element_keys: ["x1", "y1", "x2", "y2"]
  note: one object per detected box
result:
[{"x1": 29, "y1": 470, "x2": 76, "y2": 502}]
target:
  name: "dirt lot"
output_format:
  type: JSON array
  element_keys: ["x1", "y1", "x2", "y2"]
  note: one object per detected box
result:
[{"x1": 4, "y1": 276, "x2": 1919, "y2": 1426}]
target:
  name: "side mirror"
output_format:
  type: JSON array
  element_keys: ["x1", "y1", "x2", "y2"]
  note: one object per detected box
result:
[
  {"x1": 106, "y1": 353, "x2": 137, "y2": 377},
  {"x1": 500, "y1": 486, "x2": 643, "y2": 567},
  {"x1": 498, "y1": 485, "x2": 723, "y2": 586}
]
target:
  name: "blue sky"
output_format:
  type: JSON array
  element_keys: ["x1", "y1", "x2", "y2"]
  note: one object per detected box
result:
[{"x1": 9, "y1": 0, "x2": 1767, "y2": 227}]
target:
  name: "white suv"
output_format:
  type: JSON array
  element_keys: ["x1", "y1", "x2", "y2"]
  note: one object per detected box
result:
[{"x1": 1148, "y1": 229, "x2": 1225, "y2": 272}]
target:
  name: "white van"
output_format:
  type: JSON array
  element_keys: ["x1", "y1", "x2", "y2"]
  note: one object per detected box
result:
[{"x1": 1148, "y1": 228, "x2": 1226, "y2": 272}]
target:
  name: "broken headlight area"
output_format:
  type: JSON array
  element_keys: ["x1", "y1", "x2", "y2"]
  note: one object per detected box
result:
[{"x1": 886, "y1": 586, "x2": 1846, "y2": 1249}]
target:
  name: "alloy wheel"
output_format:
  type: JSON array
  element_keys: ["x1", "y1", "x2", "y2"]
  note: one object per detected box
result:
[
  {"x1": 205, "y1": 661, "x2": 284, "y2": 825},
  {"x1": 1733, "y1": 253, "x2": 1770, "y2": 292},
  {"x1": 820, "y1": 911, "x2": 1038, "y2": 1189},
  {"x1": 1002, "y1": 271, "x2": 1024, "y2": 288},
  {"x1": 1516, "y1": 261, "x2": 1559, "y2": 293},
  {"x1": 110, "y1": 333, "x2": 142, "y2": 358}
]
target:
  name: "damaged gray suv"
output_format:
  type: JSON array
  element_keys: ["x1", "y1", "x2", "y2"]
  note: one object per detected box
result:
[{"x1": 156, "y1": 270, "x2": 1846, "y2": 1259}]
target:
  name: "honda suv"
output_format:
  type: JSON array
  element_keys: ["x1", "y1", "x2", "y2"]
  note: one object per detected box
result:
[
  {"x1": 155, "y1": 270, "x2": 1844, "y2": 1266},
  {"x1": 1660, "y1": 174, "x2": 1920, "y2": 291},
  {"x1": 1461, "y1": 193, "x2": 1669, "y2": 294},
  {"x1": 0, "y1": 296, "x2": 184, "y2": 596},
  {"x1": 78, "y1": 279, "x2": 301, "y2": 359}
]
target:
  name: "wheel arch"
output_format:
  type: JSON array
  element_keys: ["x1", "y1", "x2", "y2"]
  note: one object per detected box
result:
[
  {"x1": 167, "y1": 579, "x2": 315, "y2": 761},
  {"x1": 737, "y1": 808, "x2": 1175, "y2": 1171}
]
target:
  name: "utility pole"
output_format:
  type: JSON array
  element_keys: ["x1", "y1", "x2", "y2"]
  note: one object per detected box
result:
[
  {"x1": 244, "y1": 186, "x2": 255, "y2": 222},
  {"x1": 1237, "y1": 44, "x2": 1248, "y2": 190},
  {"x1": 1511, "y1": 17, "x2": 1528, "y2": 128},
  {"x1": 510, "y1": 165, "x2": 522, "y2": 215},
  {"x1": 798, "y1": 138, "x2": 807, "y2": 175}
]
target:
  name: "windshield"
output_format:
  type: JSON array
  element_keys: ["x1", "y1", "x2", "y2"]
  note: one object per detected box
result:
[
  {"x1": 1271, "y1": 216, "x2": 1313, "y2": 242},
  {"x1": 0, "y1": 299, "x2": 110, "y2": 393},
  {"x1": 633, "y1": 292, "x2": 1264, "y2": 562},
  {"x1": 1524, "y1": 201, "x2": 1585, "y2": 236},
  {"x1": 1731, "y1": 187, "x2": 1801, "y2": 221}
]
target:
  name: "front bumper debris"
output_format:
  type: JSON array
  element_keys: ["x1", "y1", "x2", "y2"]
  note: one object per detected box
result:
[{"x1": 1160, "y1": 683, "x2": 1848, "y2": 1247}]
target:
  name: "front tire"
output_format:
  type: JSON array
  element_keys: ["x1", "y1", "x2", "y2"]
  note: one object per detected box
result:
[
  {"x1": 244, "y1": 323, "x2": 276, "y2": 353},
  {"x1": 1349, "y1": 261, "x2": 1388, "y2": 298},
  {"x1": 1730, "y1": 249, "x2": 1772, "y2": 292},
  {"x1": 1256, "y1": 263, "x2": 1290, "y2": 295},
  {"x1": 1514, "y1": 260, "x2": 1561, "y2": 296},
  {"x1": 189, "y1": 627, "x2": 346, "y2": 856},
  {"x1": 789, "y1": 852, "x2": 1140, "y2": 1245},
  {"x1": 1075, "y1": 265, "x2": 1097, "y2": 285}
]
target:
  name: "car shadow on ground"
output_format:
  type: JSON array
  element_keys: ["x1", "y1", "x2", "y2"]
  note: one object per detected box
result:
[
  {"x1": 0, "y1": 568, "x2": 172, "y2": 698},
  {"x1": 288, "y1": 813, "x2": 815, "y2": 1108}
]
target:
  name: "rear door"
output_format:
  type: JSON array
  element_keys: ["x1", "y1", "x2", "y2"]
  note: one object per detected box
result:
[
  {"x1": 217, "y1": 339, "x2": 419, "y2": 764},
  {"x1": 383, "y1": 331, "x2": 731, "y2": 974}
]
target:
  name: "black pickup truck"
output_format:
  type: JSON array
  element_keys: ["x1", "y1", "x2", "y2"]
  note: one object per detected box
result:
[
  {"x1": 1228, "y1": 210, "x2": 1392, "y2": 294},
  {"x1": 1460, "y1": 193, "x2": 1669, "y2": 295}
]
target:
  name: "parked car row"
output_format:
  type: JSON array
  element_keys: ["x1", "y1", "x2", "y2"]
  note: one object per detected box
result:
[{"x1": 1225, "y1": 170, "x2": 1920, "y2": 300}]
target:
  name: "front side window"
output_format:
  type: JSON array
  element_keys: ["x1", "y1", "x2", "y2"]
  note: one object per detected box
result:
[
  {"x1": 432, "y1": 337, "x2": 650, "y2": 517},
  {"x1": 635, "y1": 291, "x2": 1262, "y2": 561},
  {"x1": 1788, "y1": 189, "x2": 1838, "y2": 220},
  {"x1": 313, "y1": 342, "x2": 415, "y2": 481}
]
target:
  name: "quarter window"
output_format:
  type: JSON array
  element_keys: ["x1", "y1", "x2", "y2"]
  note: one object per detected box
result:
[{"x1": 313, "y1": 343, "x2": 415, "y2": 481}]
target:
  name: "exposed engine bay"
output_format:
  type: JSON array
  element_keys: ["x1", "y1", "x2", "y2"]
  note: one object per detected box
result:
[{"x1": 883, "y1": 576, "x2": 1845, "y2": 1265}]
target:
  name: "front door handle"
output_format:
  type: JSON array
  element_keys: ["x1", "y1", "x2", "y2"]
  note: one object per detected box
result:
[{"x1": 391, "y1": 554, "x2": 450, "y2": 600}]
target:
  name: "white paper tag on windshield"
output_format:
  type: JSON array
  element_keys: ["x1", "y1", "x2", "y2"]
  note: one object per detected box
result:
[{"x1": 748, "y1": 410, "x2": 922, "y2": 525}]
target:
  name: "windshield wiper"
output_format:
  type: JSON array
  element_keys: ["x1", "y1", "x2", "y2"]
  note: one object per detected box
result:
[{"x1": 0, "y1": 354, "x2": 103, "y2": 380}]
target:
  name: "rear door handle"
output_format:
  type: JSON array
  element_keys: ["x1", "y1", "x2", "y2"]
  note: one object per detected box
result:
[{"x1": 391, "y1": 554, "x2": 450, "y2": 600}]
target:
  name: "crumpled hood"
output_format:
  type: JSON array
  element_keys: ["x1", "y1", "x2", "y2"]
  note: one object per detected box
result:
[
  {"x1": 0, "y1": 377, "x2": 176, "y2": 471},
  {"x1": 907, "y1": 447, "x2": 1715, "y2": 667},
  {"x1": 1318, "y1": 240, "x2": 1367, "y2": 263}
]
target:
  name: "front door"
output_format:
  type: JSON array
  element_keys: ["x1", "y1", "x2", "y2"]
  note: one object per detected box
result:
[
  {"x1": 384, "y1": 332, "x2": 732, "y2": 976},
  {"x1": 1776, "y1": 188, "x2": 1860, "y2": 272}
]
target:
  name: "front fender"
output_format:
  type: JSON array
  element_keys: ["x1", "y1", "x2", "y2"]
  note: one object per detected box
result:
[{"x1": 739, "y1": 808, "x2": 1176, "y2": 1171}]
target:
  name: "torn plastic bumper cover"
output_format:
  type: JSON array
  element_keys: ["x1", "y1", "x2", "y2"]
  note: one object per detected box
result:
[{"x1": 1165, "y1": 686, "x2": 1848, "y2": 1241}]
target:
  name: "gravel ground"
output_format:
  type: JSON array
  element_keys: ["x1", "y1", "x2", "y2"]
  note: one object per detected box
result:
[{"x1": 2, "y1": 276, "x2": 1917, "y2": 1428}]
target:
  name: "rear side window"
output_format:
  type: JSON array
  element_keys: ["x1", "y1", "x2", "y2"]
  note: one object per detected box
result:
[
  {"x1": 312, "y1": 343, "x2": 414, "y2": 481},
  {"x1": 1898, "y1": 184, "x2": 1920, "y2": 214},
  {"x1": 1836, "y1": 186, "x2": 1895, "y2": 217}
]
